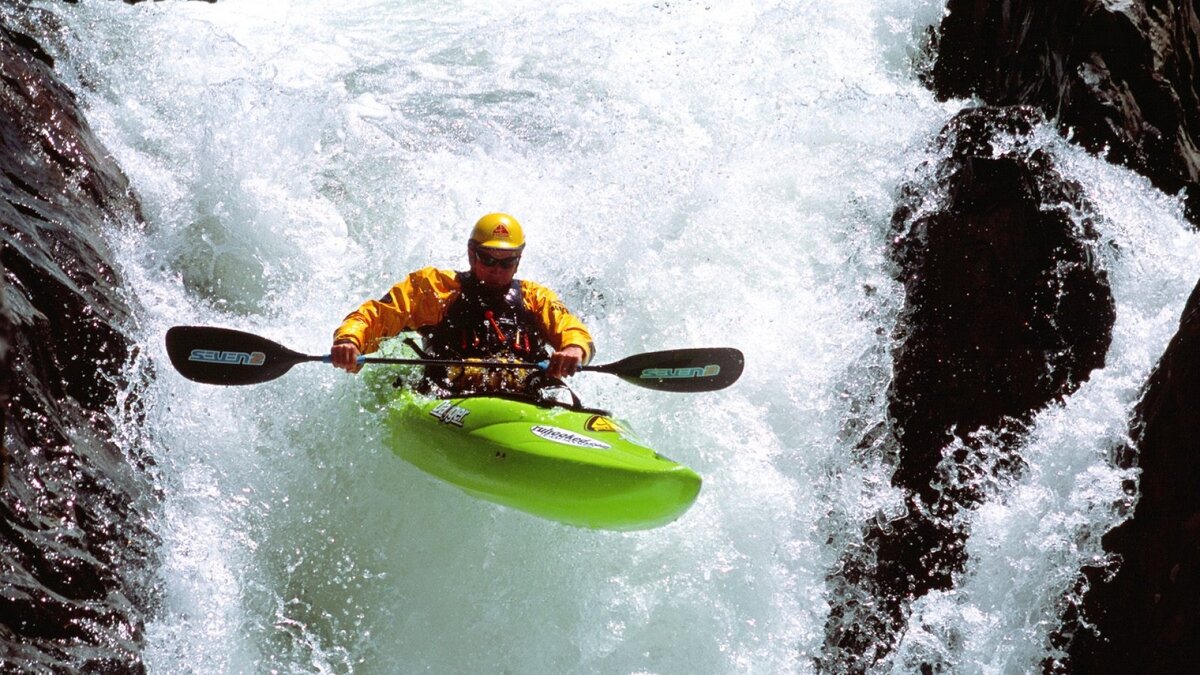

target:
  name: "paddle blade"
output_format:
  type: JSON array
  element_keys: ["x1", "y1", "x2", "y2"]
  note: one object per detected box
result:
[
  {"x1": 594, "y1": 347, "x2": 745, "y2": 392},
  {"x1": 165, "y1": 325, "x2": 311, "y2": 386}
]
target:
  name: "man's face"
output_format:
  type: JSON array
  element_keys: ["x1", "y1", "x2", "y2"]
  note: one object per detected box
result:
[{"x1": 469, "y1": 245, "x2": 521, "y2": 288}]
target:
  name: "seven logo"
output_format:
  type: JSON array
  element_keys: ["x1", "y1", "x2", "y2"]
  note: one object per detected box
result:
[
  {"x1": 640, "y1": 364, "x2": 721, "y2": 379},
  {"x1": 189, "y1": 349, "x2": 266, "y2": 366}
]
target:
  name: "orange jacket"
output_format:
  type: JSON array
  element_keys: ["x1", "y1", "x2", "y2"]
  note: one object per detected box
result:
[{"x1": 333, "y1": 267, "x2": 594, "y2": 361}]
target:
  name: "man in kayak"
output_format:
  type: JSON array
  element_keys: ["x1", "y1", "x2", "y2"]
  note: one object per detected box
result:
[{"x1": 330, "y1": 213, "x2": 594, "y2": 394}]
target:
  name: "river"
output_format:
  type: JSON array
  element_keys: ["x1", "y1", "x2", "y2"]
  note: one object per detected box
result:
[{"x1": 27, "y1": 0, "x2": 1200, "y2": 672}]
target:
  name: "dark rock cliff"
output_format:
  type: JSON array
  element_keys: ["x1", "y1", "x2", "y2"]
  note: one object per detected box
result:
[
  {"x1": 0, "y1": 22, "x2": 155, "y2": 675},
  {"x1": 1058, "y1": 284, "x2": 1200, "y2": 673},
  {"x1": 825, "y1": 0, "x2": 1200, "y2": 672},
  {"x1": 929, "y1": 0, "x2": 1200, "y2": 223},
  {"x1": 823, "y1": 106, "x2": 1116, "y2": 673}
]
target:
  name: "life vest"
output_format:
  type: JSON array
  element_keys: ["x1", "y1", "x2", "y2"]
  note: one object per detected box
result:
[{"x1": 420, "y1": 273, "x2": 547, "y2": 361}]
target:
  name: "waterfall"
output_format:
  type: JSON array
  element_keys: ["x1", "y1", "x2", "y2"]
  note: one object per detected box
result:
[{"x1": 18, "y1": 0, "x2": 1200, "y2": 671}]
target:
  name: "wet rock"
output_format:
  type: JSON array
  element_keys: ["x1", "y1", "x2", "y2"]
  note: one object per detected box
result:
[
  {"x1": 823, "y1": 106, "x2": 1116, "y2": 672},
  {"x1": 1, "y1": 260, "x2": 10, "y2": 489},
  {"x1": 928, "y1": 0, "x2": 1200, "y2": 222},
  {"x1": 0, "y1": 22, "x2": 154, "y2": 675},
  {"x1": 1054, "y1": 281, "x2": 1200, "y2": 672},
  {"x1": 887, "y1": 107, "x2": 1114, "y2": 504},
  {"x1": 925, "y1": 1, "x2": 1200, "y2": 667}
]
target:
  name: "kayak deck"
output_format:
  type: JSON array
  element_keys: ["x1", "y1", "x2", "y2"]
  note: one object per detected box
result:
[{"x1": 385, "y1": 391, "x2": 701, "y2": 530}]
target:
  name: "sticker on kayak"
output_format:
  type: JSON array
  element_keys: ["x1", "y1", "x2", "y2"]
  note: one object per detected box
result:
[
  {"x1": 430, "y1": 401, "x2": 471, "y2": 427},
  {"x1": 189, "y1": 349, "x2": 266, "y2": 366},
  {"x1": 531, "y1": 425, "x2": 611, "y2": 450},
  {"x1": 585, "y1": 415, "x2": 623, "y2": 433},
  {"x1": 640, "y1": 365, "x2": 721, "y2": 379}
]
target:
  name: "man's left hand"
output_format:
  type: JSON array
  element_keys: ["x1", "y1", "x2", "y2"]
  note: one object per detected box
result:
[{"x1": 546, "y1": 345, "x2": 586, "y2": 379}]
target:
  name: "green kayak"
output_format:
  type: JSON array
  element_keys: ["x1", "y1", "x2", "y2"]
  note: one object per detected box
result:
[{"x1": 384, "y1": 391, "x2": 702, "y2": 530}]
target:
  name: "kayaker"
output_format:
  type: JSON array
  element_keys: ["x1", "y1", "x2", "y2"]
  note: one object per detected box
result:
[{"x1": 330, "y1": 213, "x2": 594, "y2": 394}]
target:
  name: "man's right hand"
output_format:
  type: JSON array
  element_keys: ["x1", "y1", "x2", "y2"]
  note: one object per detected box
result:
[{"x1": 331, "y1": 340, "x2": 362, "y2": 373}]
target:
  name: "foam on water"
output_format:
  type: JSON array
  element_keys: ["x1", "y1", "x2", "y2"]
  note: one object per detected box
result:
[{"x1": 30, "y1": 0, "x2": 1200, "y2": 672}]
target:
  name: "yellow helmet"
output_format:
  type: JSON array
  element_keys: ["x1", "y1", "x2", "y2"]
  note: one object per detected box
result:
[{"x1": 469, "y1": 213, "x2": 525, "y2": 250}]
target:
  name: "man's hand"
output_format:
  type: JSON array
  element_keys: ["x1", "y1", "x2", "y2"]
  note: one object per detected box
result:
[
  {"x1": 331, "y1": 340, "x2": 362, "y2": 373},
  {"x1": 546, "y1": 345, "x2": 585, "y2": 379}
]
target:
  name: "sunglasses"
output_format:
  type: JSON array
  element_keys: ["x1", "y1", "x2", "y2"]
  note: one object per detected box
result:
[{"x1": 473, "y1": 248, "x2": 521, "y2": 269}]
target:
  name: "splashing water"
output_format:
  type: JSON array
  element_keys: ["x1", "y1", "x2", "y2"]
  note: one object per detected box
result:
[{"x1": 26, "y1": 0, "x2": 1200, "y2": 672}]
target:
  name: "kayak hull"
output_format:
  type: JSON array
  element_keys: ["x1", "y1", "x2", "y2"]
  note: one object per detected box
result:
[{"x1": 385, "y1": 392, "x2": 701, "y2": 530}]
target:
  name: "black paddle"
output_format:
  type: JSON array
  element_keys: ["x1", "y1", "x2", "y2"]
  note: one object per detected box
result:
[{"x1": 165, "y1": 325, "x2": 744, "y2": 392}]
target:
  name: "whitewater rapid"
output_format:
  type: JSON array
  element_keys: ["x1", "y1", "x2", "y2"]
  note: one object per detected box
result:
[{"x1": 27, "y1": 0, "x2": 1200, "y2": 672}]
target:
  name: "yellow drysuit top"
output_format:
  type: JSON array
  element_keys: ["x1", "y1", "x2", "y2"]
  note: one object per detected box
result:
[{"x1": 333, "y1": 267, "x2": 594, "y2": 361}]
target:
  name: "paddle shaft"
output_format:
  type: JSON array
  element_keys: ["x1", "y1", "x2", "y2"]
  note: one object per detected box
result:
[
  {"x1": 328, "y1": 354, "x2": 634, "y2": 374},
  {"x1": 325, "y1": 354, "x2": 551, "y2": 370}
]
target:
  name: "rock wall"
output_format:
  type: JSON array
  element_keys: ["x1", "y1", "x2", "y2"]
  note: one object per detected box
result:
[
  {"x1": 929, "y1": 0, "x2": 1200, "y2": 223},
  {"x1": 1057, "y1": 268, "x2": 1200, "y2": 672},
  {"x1": 822, "y1": 106, "x2": 1116, "y2": 673},
  {"x1": 0, "y1": 22, "x2": 155, "y2": 674},
  {"x1": 838, "y1": 0, "x2": 1200, "y2": 672}
]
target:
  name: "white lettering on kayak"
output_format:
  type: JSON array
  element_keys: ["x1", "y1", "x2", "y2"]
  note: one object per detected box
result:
[
  {"x1": 430, "y1": 401, "x2": 471, "y2": 427},
  {"x1": 530, "y1": 425, "x2": 611, "y2": 450}
]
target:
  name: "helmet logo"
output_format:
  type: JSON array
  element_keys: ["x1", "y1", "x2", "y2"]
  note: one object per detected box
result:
[{"x1": 471, "y1": 213, "x2": 524, "y2": 248}]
